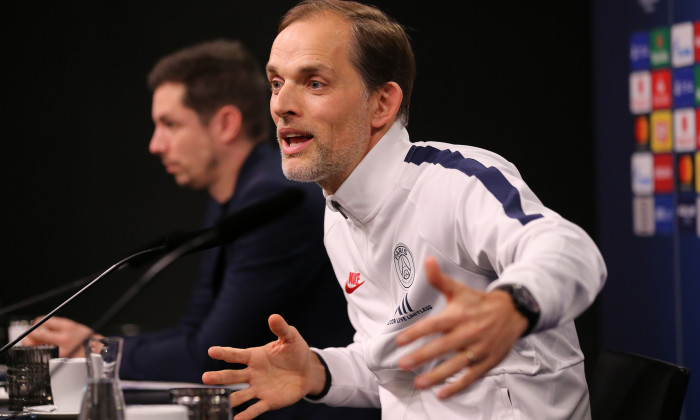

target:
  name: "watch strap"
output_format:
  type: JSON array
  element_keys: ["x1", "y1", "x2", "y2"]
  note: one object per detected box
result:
[{"x1": 496, "y1": 284, "x2": 541, "y2": 337}]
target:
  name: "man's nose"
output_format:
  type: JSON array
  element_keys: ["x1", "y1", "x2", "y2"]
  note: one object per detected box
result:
[
  {"x1": 149, "y1": 126, "x2": 167, "y2": 155},
  {"x1": 271, "y1": 83, "x2": 300, "y2": 119}
]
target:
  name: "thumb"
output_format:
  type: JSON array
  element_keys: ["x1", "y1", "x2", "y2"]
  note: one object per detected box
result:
[
  {"x1": 268, "y1": 314, "x2": 293, "y2": 341},
  {"x1": 424, "y1": 256, "x2": 459, "y2": 299}
]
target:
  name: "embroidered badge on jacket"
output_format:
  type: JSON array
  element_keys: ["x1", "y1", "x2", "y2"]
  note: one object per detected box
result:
[{"x1": 393, "y1": 243, "x2": 415, "y2": 290}]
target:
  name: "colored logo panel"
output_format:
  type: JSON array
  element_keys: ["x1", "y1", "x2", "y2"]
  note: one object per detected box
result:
[
  {"x1": 697, "y1": 152, "x2": 700, "y2": 193},
  {"x1": 697, "y1": 109, "x2": 700, "y2": 148},
  {"x1": 672, "y1": 66, "x2": 695, "y2": 108},
  {"x1": 695, "y1": 21, "x2": 700, "y2": 63},
  {"x1": 677, "y1": 153, "x2": 695, "y2": 192},
  {"x1": 651, "y1": 111, "x2": 673, "y2": 152},
  {"x1": 631, "y1": 31, "x2": 650, "y2": 70},
  {"x1": 674, "y1": 108, "x2": 696, "y2": 152},
  {"x1": 634, "y1": 115, "x2": 649, "y2": 147},
  {"x1": 633, "y1": 196, "x2": 655, "y2": 236},
  {"x1": 677, "y1": 196, "x2": 697, "y2": 234},
  {"x1": 654, "y1": 194, "x2": 674, "y2": 235},
  {"x1": 696, "y1": 65, "x2": 700, "y2": 106},
  {"x1": 632, "y1": 152, "x2": 654, "y2": 194},
  {"x1": 630, "y1": 71, "x2": 652, "y2": 114},
  {"x1": 653, "y1": 154, "x2": 673, "y2": 193},
  {"x1": 652, "y1": 69, "x2": 672, "y2": 109},
  {"x1": 671, "y1": 22, "x2": 694, "y2": 67},
  {"x1": 650, "y1": 27, "x2": 671, "y2": 68}
]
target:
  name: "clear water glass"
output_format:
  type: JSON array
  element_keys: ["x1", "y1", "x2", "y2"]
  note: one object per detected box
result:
[{"x1": 78, "y1": 336, "x2": 126, "y2": 420}]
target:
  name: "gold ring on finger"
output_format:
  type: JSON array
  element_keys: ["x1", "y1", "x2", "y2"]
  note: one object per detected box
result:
[{"x1": 463, "y1": 348, "x2": 475, "y2": 361}]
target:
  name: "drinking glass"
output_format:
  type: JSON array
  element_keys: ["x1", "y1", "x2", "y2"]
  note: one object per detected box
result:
[
  {"x1": 5, "y1": 344, "x2": 58, "y2": 411},
  {"x1": 78, "y1": 336, "x2": 126, "y2": 420}
]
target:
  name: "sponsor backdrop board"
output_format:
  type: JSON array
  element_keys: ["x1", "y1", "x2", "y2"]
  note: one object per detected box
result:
[{"x1": 595, "y1": 0, "x2": 699, "y2": 417}]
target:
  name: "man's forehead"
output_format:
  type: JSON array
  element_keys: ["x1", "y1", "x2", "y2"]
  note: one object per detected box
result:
[
  {"x1": 267, "y1": 14, "x2": 351, "y2": 73},
  {"x1": 153, "y1": 82, "x2": 185, "y2": 102},
  {"x1": 152, "y1": 82, "x2": 194, "y2": 119}
]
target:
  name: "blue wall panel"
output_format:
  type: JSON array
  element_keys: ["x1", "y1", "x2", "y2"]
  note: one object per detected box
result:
[{"x1": 594, "y1": 0, "x2": 700, "y2": 418}]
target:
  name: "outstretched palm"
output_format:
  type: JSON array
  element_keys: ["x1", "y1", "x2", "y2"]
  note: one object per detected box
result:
[{"x1": 203, "y1": 314, "x2": 324, "y2": 420}]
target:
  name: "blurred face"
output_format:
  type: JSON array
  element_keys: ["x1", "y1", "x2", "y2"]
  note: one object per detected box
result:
[
  {"x1": 267, "y1": 13, "x2": 374, "y2": 193},
  {"x1": 149, "y1": 83, "x2": 218, "y2": 190}
]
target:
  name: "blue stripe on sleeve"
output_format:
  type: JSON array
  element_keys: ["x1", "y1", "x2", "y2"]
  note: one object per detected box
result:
[{"x1": 404, "y1": 145, "x2": 543, "y2": 225}]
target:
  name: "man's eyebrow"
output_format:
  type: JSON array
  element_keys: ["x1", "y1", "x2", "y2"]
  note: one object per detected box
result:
[{"x1": 265, "y1": 63, "x2": 334, "y2": 76}]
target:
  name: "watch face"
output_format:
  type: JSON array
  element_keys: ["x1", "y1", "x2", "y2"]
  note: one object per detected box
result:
[
  {"x1": 502, "y1": 284, "x2": 540, "y2": 336},
  {"x1": 513, "y1": 285, "x2": 540, "y2": 313}
]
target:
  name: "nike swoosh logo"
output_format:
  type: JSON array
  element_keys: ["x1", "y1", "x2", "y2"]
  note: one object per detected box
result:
[
  {"x1": 345, "y1": 279, "x2": 365, "y2": 294},
  {"x1": 345, "y1": 272, "x2": 365, "y2": 294}
]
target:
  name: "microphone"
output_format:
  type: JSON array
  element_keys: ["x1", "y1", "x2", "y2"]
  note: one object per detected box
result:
[{"x1": 0, "y1": 187, "x2": 305, "y2": 354}]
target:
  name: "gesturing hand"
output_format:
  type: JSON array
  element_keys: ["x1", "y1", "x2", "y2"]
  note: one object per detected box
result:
[
  {"x1": 395, "y1": 257, "x2": 528, "y2": 399},
  {"x1": 202, "y1": 314, "x2": 327, "y2": 420}
]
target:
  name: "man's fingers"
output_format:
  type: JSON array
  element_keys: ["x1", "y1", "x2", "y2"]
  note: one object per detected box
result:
[
  {"x1": 25, "y1": 325, "x2": 57, "y2": 342},
  {"x1": 202, "y1": 368, "x2": 248, "y2": 386},
  {"x1": 396, "y1": 314, "x2": 451, "y2": 347},
  {"x1": 234, "y1": 400, "x2": 271, "y2": 420},
  {"x1": 21, "y1": 335, "x2": 42, "y2": 346},
  {"x1": 414, "y1": 351, "x2": 473, "y2": 389},
  {"x1": 35, "y1": 316, "x2": 69, "y2": 330},
  {"x1": 395, "y1": 258, "x2": 461, "y2": 348},
  {"x1": 229, "y1": 387, "x2": 256, "y2": 407},
  {"x1": 398, "y1": 332, "x2": 468, "y2": 370},
  {"x1": 208, "y1": 346, "x2": 249, "y2": 364},
  {"x1": 435, "y1": 358, "x2": 494, "y2": 399}
]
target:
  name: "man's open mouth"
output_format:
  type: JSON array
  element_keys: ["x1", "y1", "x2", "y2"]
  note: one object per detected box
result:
[{"x1": 279, "y1": 128, "x2": 314, "y2": 155}]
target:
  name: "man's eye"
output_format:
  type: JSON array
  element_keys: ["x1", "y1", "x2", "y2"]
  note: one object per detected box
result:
[
  {"x1": 310, "y1": 81, "x2": 323, "y2": 89},
  {"x1": 270, "y1": 80, "x2": 282, "y2": 91}
]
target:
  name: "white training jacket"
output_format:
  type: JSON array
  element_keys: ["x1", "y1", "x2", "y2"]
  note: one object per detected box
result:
[{"x1": 310, "y1": 122, "x2": 607, "y2": 420}]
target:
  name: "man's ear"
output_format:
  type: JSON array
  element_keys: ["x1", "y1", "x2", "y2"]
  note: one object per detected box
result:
[
  {"x1": 209, "y1": 105, "x2": 243, "y2": 143},
  {"x1": 371, "y1": 82, "x2": 403, "y2": 128}
]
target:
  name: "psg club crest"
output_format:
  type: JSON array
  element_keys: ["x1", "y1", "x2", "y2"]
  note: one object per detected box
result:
[{"x1": 393, "y1": 243, "x2": 415, "y2": 290}]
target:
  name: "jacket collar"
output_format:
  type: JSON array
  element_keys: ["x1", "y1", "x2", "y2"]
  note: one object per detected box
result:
[{"x1": 324, "y1": 121, "x2": 411, "y2": 224}]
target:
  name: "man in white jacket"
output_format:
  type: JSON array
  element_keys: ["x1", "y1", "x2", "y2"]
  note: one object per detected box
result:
[{"x1": 202, "y1": 1, "x2": 607, "y2": 419}]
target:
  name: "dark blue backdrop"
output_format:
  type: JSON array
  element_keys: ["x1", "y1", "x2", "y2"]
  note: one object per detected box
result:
[{"x1": 593, "y1": 1, "x2": 700, "y2": 418}]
